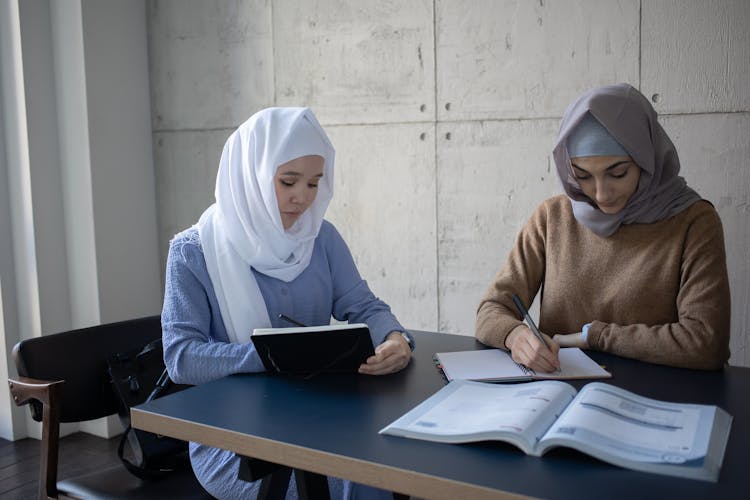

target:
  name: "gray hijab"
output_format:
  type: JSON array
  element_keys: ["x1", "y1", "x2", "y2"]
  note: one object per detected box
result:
[{"x1": 552, "y1": 83, "x2": 701, "y2": 237}]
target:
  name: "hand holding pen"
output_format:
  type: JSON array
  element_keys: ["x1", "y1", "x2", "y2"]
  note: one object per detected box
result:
[{"x1": 508, "y1": 294, "x2": 560, "y2": 373}]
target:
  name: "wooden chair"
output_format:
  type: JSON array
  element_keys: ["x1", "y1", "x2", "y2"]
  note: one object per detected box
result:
[{"x1": 8, "y1": 316, "x2": 212, "y2": 500}]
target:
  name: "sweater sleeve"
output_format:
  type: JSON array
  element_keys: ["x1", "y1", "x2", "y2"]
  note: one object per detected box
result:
[
  {"x1": 587, "y1": 205, "x2": 731, "y2": 370},
  {"x1": 475, "y1": 203, "x2": 548, "y2": 349},
  {"x1": 325, "y1": 223, "x2": 408, "y2": 347},
  {"x1": 161, "y1": 234, "x2": 266, "y2": 385}
]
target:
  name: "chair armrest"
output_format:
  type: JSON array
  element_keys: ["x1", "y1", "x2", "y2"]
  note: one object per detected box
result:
[
  {"x1": 8, "y1": 376, "x2": 64, "y2": 407},
  {"x1": 8, "y1": 376, "x2": 65, "y2": 499}
]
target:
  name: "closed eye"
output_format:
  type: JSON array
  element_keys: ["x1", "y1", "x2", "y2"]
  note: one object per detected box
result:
[{"x1": 572, "y1": 167, "x2": 591, "y2": 181}]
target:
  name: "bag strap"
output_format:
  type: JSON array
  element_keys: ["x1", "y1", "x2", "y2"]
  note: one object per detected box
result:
[{"x1": 147, "y1": 367, "x2": 172, "y2": 402}]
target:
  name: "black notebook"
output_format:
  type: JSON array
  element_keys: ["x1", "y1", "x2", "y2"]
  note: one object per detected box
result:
[{"x1": 251, "y1": 323, "x2": 374, "y2": 376}]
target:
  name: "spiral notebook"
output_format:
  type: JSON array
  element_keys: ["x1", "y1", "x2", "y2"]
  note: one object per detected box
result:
[{"x1": 434, "y1": 348, "x2": 611, "y2": 382}]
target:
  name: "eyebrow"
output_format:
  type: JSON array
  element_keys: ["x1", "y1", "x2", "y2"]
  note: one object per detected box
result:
[
  {"x1": 278, "y1": 171, "x2": 324, "y2": 178},
  {"x1": 571, "y1": 160, "x2": 631, "y2": 173}
]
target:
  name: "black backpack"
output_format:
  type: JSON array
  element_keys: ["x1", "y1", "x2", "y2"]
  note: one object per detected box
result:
[{"x1": 107, "y1": 338, "x2": 191, "y2": 479}]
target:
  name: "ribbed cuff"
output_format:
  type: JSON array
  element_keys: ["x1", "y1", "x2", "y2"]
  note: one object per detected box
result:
[{"x1": 581, "y1": 323, "x2": 592, "y2": 343}]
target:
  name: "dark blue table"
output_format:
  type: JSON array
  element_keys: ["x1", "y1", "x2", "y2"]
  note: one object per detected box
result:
[{"x1": 131, "y1": 331, "x2": 748, "y2": 499}]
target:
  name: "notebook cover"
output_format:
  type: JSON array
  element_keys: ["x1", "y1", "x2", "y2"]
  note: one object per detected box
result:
[{"x1": 251, "y1": 325, "x2": 375, "y2": 376}]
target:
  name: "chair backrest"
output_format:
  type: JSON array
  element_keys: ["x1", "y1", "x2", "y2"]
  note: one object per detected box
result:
[{"x1": 12, "y1": 315, "x2": 162, "y2": 423}]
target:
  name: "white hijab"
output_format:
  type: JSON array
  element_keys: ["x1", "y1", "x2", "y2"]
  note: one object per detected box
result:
[{"x1": 196, "y1": 108, "x2": 335, "y2": 343}]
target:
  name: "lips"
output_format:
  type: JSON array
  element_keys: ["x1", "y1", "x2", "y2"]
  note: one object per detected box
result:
[
  {"x1": 597, "y1": 202, "x2": 622, "y2": 212},
  {"x1": 597, "y1": 199, "x2": 619, "y2": 208}
]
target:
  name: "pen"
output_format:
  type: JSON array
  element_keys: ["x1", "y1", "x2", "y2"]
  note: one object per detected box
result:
[
  {"x1": 511, "y1": 294, "x2": 549, "y2": 349},
  {"x1": 278, "y1": 313, "x2": 307, "y2": 327}
]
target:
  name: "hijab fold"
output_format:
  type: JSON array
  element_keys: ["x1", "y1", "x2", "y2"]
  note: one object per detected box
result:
[
  {"x1": 552, "y1": 83, "x2": 700, "y2": 237},
  {"x1": 196, "y1": 108, "x2": 335, "y2": 343}
]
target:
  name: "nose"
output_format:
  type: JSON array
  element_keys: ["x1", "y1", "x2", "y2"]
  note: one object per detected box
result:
[
  {"x1": 594, "y1": 178, "x2": 612, "y2": 203},
  {"x1": 290, "y1": 186, "x2": 309, "y2": 205}
]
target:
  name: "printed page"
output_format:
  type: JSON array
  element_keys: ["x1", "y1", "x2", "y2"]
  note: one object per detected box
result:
[
  {"x1": 380, "y1": 380, "x2": 576, "y2": 454},
  {"x1": 541, "y1": 382, "x2": 715, "y2": 466}
]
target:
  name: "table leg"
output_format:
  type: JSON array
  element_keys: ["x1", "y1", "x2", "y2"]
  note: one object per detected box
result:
[
  {"x1": 258, "y1": 467, "x2": 293, "y2": 500},
  {"x1": 294, "y1": 469, "x2": 331, "y2": 500},
  {"x1": 237, "y1": 456, "x2": 292, "y2": 499}
]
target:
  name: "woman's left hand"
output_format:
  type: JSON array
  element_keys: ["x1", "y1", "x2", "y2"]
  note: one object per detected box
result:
[
  {"x1": 552, "y1": 332, "x2": 587, "y2": 348},
  {"x1": 358, "y1": 331, "x2": 412, "y2": 375}
]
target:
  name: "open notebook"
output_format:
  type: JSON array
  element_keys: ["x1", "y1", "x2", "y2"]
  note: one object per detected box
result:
[{"x1": 435, "y1": 348, "x2": 611, "y2": 382}]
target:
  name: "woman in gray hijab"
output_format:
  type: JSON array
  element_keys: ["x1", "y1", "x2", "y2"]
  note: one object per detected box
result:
[{"x1": 475, "y1": 83, "x2": 730, "y2": 372}]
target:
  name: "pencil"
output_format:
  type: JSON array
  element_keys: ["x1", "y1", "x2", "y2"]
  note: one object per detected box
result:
[{"x1": 278, "y1": 314, "x2": 307, "y2": 328}]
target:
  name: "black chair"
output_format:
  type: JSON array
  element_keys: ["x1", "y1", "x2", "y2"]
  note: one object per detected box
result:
[{"x1": 7, "y1": 316, "x2": 212, "y2": 500}]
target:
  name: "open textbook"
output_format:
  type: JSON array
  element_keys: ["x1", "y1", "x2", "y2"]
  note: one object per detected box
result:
[
  {"x1": 435, "y1": 348, "x2": 611, "y2": 382},
  {"x1": 380, "y1": 380, "x2": 732, "y2": 482}
]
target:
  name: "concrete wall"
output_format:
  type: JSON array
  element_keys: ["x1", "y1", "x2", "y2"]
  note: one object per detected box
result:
[
  {"x1": 148, "y1": 0, "x2": 750, "y2": 366},
  {"x1": 0, "y1": 0, "x2": 162, "y2": 440}
]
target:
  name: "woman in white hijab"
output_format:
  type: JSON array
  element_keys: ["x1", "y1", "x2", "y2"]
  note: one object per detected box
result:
[
  {"x1": 162, "y1": 107, "x2": 413, "y2": 499},
  {"x1": 475, "y1": 83, "x2": 730, "y2": 372}
]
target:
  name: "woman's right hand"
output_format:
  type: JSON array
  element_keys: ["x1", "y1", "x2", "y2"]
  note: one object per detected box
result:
[{"x1": 504, "y1": 324, "x2": 560, "y2": 373}]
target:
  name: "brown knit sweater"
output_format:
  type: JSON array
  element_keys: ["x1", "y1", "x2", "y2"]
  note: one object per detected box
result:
[{"x1": 475, "y1": 195, "x2": 730, "y2": 370}]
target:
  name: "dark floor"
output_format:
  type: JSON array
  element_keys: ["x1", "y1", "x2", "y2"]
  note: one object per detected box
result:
[{"x1": 0, "y1": 432, "x2": 121, "y2": 500}]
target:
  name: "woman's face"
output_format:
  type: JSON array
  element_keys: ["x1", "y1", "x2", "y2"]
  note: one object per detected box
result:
[
  {"x1": 570, "y1": 155, "x2": 641, "y2": 215},
  {"x1": 274, "y1": 155, "x2": 325, "y2": 229}
]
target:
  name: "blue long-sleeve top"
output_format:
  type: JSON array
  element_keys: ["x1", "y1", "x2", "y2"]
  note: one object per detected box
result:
[
  {"x1": 162, "y1": 221, "x2": 407, "y2": 499},
  {"x1": 161, "y1": 220, "x2": 410, "y2": 386}
]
